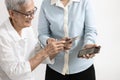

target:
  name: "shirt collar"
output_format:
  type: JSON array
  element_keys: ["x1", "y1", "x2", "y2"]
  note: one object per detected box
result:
[
  {"x1": 5, "y1": 18, "x2": 28, "y2": 42},
  {"x1": 51, "y1": 0, "x2": 81, "y2": 5}
]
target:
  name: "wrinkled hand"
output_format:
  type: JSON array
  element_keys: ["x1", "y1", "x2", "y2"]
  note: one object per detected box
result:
[
  {"x1": 47, "y1": 38, "x2": 56, "y2": 44},
  {"x1": 81, "y1": 44, "x2": 97, "y2": 59},
  {"x1": 45, "y1": 38, "x2": 65, "y2": 59}
]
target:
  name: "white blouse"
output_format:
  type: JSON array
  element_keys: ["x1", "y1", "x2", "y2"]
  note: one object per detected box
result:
[{"x1": 0, "y1": 19, "x2": 53, "y2": 80}]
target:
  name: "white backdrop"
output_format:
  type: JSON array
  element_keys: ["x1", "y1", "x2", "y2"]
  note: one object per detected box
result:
[{"x1": 0, "y1": 0, "x2": 120, "y2": 80}]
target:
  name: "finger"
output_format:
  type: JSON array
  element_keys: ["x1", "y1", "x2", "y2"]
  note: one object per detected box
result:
[
  {"x1": 57, "y1": 44, "x2": 65, "y2": 48},
  {"x1": 85, "y1": 54, "x2": 90, "y2": 59},
  {"x1": 66, "y1": 38, "x2": 71, "y2": 41},
  {"x1": 64, "y1": 45, "x2": 72, "y2": 49},
  {"x1": 82, "y1": 54, "x2": 86, "y2": 58},
  {"x1": 47, "y1": 38, "x2": 56, "y2": 44},
  {"x1": 57, "y1": 40, "x2": 66, "y2": 43},
  {"x1": 67, "y1": 39, "x2": 72, "y2": 44},
  {"x1": 81, "y1": 54, "x2": 89, "y2": 59},
  {"x1": 57, "y1": 47, "x2": 64, "y2": 51},
  {"x1": 50, "y1": 44, "x2": 64, "y2": 52},
  {"x1": 89, "y1": 54, "x2": 95, "y2": 58},
  {"x1": 64, "y1": 47, "x2": 71, "y2": 50}
]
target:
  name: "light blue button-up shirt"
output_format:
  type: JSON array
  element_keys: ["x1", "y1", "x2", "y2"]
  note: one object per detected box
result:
[{"x1": 38, "y1": 0, "x2": 97, "y2": 74}]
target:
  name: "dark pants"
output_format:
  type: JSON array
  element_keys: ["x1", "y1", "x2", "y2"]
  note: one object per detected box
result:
[{"x1": 45, "y1": 65, "x2": 96, "y2": 80}]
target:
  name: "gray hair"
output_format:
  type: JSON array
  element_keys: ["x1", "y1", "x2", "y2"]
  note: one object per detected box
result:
[{"x1": 5, "y1": 0, "x2": 31, "y2": 10}]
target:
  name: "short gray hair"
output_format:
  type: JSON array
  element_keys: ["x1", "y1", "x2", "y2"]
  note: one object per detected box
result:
[{"x1": 5, "y1": 0, "x2": 31, "y2": 10}]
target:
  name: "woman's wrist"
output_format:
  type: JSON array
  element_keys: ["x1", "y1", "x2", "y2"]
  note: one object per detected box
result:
[{"x1": 34, "y1": 49, "x2": 49, "y2": 61}]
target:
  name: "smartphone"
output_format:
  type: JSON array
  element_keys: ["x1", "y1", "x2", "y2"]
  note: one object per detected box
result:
[
  {"x1": 78, "y1": 46, "x2": 101, "y2": 57},
  {"x1": 70, "y1": 35, "x2": 80, "y2": 41}
]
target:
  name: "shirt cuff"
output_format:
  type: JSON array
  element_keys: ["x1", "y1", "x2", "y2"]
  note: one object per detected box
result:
[
  {"x1": 84, "y1": 39, "x2": 96, "y2": 46},
  {"x1": 39, "y1": 36, "x2": 50, "y2": 47},
  {"x1": 26, "y1": 61, "x2": 32, "y2": 72}
]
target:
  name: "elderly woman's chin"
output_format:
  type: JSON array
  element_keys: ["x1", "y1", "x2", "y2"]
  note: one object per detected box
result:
[{"x1": 24, "y1": 20, "x2": 32, "y2": 27}]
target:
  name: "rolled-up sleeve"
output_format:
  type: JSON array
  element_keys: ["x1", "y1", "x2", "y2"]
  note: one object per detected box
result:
[
  {"x1": 84, "y1": 0, "x2": 97, "y2": 45},
  {"x1": 0, "y1": 38, "x2": 32, "y2": 80}
]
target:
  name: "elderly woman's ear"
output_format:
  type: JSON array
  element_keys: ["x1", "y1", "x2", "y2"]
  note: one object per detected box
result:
[{"x1": 8, "y1": 10, "x2": 15, "y2": 18}]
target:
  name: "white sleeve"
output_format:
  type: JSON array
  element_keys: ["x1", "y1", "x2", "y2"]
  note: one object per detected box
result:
[{"x1": 0, "y1": 37, "x2": 32, "y2": 80}]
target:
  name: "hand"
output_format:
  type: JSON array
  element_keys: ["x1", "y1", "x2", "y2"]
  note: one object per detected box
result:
[
  {"x1": 61, "y1": 37, "x2": 73, "y2": 50},
  {"x1": 47, "y1": 38, "x2": 56, "y2": 44},
  {"x1": 81, "y1": 44, "x2": 97, "y2": 59},
  {"x1": 45, "y1": 38, "x2": 65, "y2": 59}
]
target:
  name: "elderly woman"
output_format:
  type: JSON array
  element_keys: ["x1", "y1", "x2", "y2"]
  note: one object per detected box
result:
[{"x1": 0, "y1": 0, "x2": 65, "y2": 80}]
